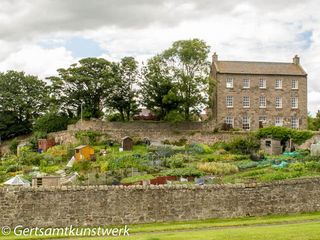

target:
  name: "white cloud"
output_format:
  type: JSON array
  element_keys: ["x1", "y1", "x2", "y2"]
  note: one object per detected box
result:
[{"x1": 0, "y1": 0, "x2": 319, "y2": 114}]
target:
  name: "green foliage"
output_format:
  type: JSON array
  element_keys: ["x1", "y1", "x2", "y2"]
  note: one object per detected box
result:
[
  {"x1": 162, "y1": 39, "x2": 210, "y2": 120},
  {"x1": 227, "y1": 135, "x2": 260, "y2": 154},
  {"x1": 164, "y1": 110, "x2": 185, "y2": 123},
  {"x1": 164, "y1": 154, "x2": 187, "y2": 168},
  {"x1": 33, "y1": 112, "x2": 69, "y2": 133},
  {"x1": 197, "y1": 162, "x2": 239, "y2": 175},
  {"x1": 29, "y1": 131, "x2": 48, "y2": 150},
  {"x1": 289, "y1": 162, "x2": 306, "y2": 172},
  {"x1": 161, "y1": 167, "x2": 204, "y2": 177},
  {"x1": 308, "y1": 112, "x2": 320, "y2": 131},
  {"x1": 108, "y1": 154, "x2": 150, "y2": 171},
  {"x1": 256, "y1": 126, "x2": 313, "y2": 145},
  {"x1": 140, "y1": 55, "x2": 181, "y2": 120},
  {"x1": 162, "y1": 138, "x2": 188, "y2": 146},
  {"x1": 187, "y1": 143, "x2": 212, "y2": 154},
  {"x1": 9, "y1": 138, "x2": 19, "y2": 154},
  {"x1": 72, "y1": 160, "x2": 92, "y2": 172},
  {"x1": 75, "y1": 130, "x2": 100, "y2": 145},
  {"x1": 48, "y1": 57, "x2": 114, "y2": 119},
  {"x1": 105, "y1": 57, "x2": 139, "y2": 121},
  {"x1": 0, "y1": 71, "x2": 48, "y2": 140},
  {"x1": 6, "y1": 164, "x2": 21, "y2": 173},
  {"x1": 121, "y1": 174, "x2": 154, "y2": 184}
]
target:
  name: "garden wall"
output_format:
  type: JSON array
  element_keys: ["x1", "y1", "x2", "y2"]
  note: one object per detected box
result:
[
  {"x1": 1, "y1": 177, "x2": 320, "y2": 227},
  {"x1": 49, "y1": 120, "x2": 247, "y2": 145}
]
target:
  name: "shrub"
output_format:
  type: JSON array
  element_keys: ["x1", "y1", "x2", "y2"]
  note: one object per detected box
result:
[
  {"x1": 9, "y1": 138, "x2": 19, "y2": 154},
  {"x1": 256, "y1": 126, "x2": 313, "y2": 145},
  {"x1": 75, "y1": 130, "x2": 100, "y2": 145},
  {"x1": 164, "y1": 154, "x2": 186, "y2": 168},
  {"x1": 164, "y1": 110, "x2": 184, "y2": 123},
  {"x1": 161, "y1": 167, "x2": 204, "y2": 177},
  {"x1": 289, "y1": 162, "x2": 306, "y2": 172},
  {"x1": 120, "y1": 174, "x2": 154, "y2": 184},
  {"x1": 33, "y1": 112, "x2": 69, "y2": 133},
  {"x1": 187, "y1": 143, "x2": 212, "y2": 154},
  {"x1": 72, "y1": 160, "x2": 92, "y2": 172},
  {"x1": 305, "y1": 161, "x2": 320, "y2": 172},
  {"x1": 6, "y1": 164, "x2": 21, "y2": 173},
  {"x1": 228, "y1": 135, "x2": 260, "y2": 154},
  {"x1": 197, "y1": 162, "x2": 239, "y2": 175}
]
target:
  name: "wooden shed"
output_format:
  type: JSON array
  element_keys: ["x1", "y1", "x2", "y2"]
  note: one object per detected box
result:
[
  {"x1": 32, "y1": 176, "x2": 61, "y2": 187},
  {"x1": 260, "y1": 138, "x2": 282, "y2": 155},
  {"x1": 38, "y1": 139, "x2": 55, "y2": 152},
  {"x1": 74, "y1": 145, "x2": 95, "y2": 161},
  {"x1": 122, "y1": 136, "x2": 133, "y2": 151}
]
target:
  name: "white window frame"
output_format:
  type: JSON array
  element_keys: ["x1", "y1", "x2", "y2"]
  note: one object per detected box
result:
[
  {"x1": 275, "y1": 96, "x2": 282, "y2": 109},
  {"x1": 292, "y1": 80, "x2": 299, "y2": 89},
  {"x1": 242, "y1": 116, "x2": 251, "y2": 130},
  {"x1": 259, "y1": 96, "x2": 266, "y2": 108},
  {"x1": 275, "y1": 79, "x2": 282, "y2": 89},
  {"x1": 291, "y1": 117, "x2": 299, "y2": 129},
  {"x1": 275, "y1": 117, "x2": 283, "y2": 127},
  {"x1": 226, "y1": 78, "x2": 234, "y2": 89},
  {"x1": 259, "y1": 79, "x2": 266, "y2": 89},
  {"x1": 224, "y1": 116, "x2": 234, "y2": 128},
  {"x1": 291, "y1": 97, "x2": 298, "y2": 109},
  {"x1": 243, "y1": 79, "x2": 250, "y2": 89},
  {"x1": 226, "y1": 96, "x2": 234, "y2": 108},
  {"x1": 243, "y1": 96, "x2": 250, "y2": 108}
]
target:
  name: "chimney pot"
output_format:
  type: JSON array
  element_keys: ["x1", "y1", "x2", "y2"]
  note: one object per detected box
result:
[
  {"x1": 293, "y1": 55, "x2": 300, "y2": 65},
  {"x1": 212, "y1": 52, "x2": 218, "y2": 62}
]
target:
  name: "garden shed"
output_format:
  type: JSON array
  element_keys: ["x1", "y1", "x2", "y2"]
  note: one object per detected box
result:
[
  {"x1": 38, "y1": 138, "x2": 55, "y2": 152},
  {"x1": 74, "y1": 145, "x2": 95, "y2": 161},
  {"x1": 122, "y1": 136, "x2": 133, "y2": 151},
  {"x1": 32, "y1": 176, "x2": 61, "y2": 187},
  {"x1": 260, "y1": 138, "x2": 282, "y2": 155}
]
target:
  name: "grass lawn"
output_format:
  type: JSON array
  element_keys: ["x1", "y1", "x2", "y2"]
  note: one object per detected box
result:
[{"x1": 2, "y1": 212, "x2": 320, "y2": 240}]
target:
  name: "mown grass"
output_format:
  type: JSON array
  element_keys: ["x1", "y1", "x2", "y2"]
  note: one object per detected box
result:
[{"x1": 1, "y1": 212, "x2": 320, "y2": 240}]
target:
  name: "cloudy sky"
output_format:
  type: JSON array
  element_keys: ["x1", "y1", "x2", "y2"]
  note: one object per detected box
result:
[{"x1": 0, "y1": 0, "x2": 319, "y2": 115}]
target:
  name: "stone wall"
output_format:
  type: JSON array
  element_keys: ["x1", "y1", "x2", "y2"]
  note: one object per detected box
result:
[
  {"x1": 49, "y1": 120, "x2": 247, "y2": 145},
  {"x1": 1, "y1": 177, "x2": 320, "y2": 228}
]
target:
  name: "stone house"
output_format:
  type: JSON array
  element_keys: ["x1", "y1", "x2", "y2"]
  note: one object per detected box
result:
[{"x1": 211, "y1": 53, "x2": 308, "y2": 130}]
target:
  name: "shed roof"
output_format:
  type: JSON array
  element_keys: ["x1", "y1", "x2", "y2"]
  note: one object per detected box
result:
[
  {"x1": 214, "y1": 61, "x2": 307, "y2": 76},
  {"x1": 74, "y1": 145, "x2": 90, "y2": 150},
  {"x1": 4, "y1": 176, "x2": 30, "y2": 186}
]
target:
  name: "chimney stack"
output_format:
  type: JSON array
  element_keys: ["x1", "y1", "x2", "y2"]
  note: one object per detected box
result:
[
  {"x1": 212, "y1": 52, "x2": 218, "y2": 62},
  {"x1": 293, "y1": 55, "x2": 300, "y2": 65}
]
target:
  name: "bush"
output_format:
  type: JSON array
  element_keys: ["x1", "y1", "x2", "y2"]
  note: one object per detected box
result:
[
  {"x1": 227, "y1": 135, "x2": 260, "y2": 154},
  {"x1": 164, "y1": 154, "x2": 187, "y2": 168},
  {"x1": 9, "y1": 138, "x2": 19, "y2": 154},
  {"x1": 72, "y1": 160, "x2": 92, "y2": 172},
  {"x1": 75, "y1": 130, "x2": 101, "y2": 145},
  {"x1": 6, "y1": 164, "x2": 21, "y2": 173},
  {"x1": 161, "y1": 167, "x2": 204, "y2": 177},
  {"x1": 289, "y1": 162, "x2": 306, "y2": 172},
  {"x1": 164, "y1": 110, "x2": 184, "y2": 123},
  {"x1": 197, "y1": 162, "x2": 239, "y2": 175},
  {"x1": 120, "y1": 174, "x2": 154, "y2": 184},
  {"x1": 256, "y1": 126, "x2": 313, "y2": 145},
  {"x1": 187, "y1": 143, "x2": 212, "y2": 154},
  {"x1": 33, "y1": 112, "x2": 69, "y2": 133}
]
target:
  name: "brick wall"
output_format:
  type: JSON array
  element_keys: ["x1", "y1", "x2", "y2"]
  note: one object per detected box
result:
[{"x1": 1, "y1": 177, "x2": 320, "y2": 227}]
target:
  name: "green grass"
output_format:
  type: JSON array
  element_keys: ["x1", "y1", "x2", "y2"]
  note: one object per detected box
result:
[{"x1": 2, "y1": 212, "x2": 320, "y2": 240}]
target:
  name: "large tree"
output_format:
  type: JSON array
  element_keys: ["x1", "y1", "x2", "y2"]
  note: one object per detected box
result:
[
  {"x1": 106, "y1": 57, "x2": 139, "y2": 121},
  {"x1": 140, "y1": 55, "x2": 181, "y2": 120},
  {"x1": 163, "y1": 39, "x2": 210, "y2": 120},
  {"x1": 0, "y1": 71, "x2": 48, "y2": 139},
  {"x1": 48, "y1": 58, "x2": 115, "y2": 119}
]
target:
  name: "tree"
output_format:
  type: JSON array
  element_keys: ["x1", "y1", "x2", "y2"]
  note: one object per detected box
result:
[
  {"x1": 0, "y1": 71, "x2": 48, "y2": 139},
  {"x1": 163, "y1": 39, "x2": 210, "y2": 120},
  {"x1": 48, "y1": 58, "x2": 115, "y2": 119},
  {"x1": 106, "y1": 57, "x2": 139, "y2": 121},
  {"x1": 309, "y1": 111, "x2": 320, "y2": 131},
  {"x1": 33, "y1": 112, "x2": 70, "y2": 133},
  {"x1": 140, "y1": 55, "x2": 181, "y2": 120}
]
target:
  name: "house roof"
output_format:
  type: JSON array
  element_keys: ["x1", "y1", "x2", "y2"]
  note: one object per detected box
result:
[
  {"x1": 74, "y1": 145, "x2": 90, "y2": 150},
  {"x1": 214, "y1": 61, "x2": 307, "y2": 76}
]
